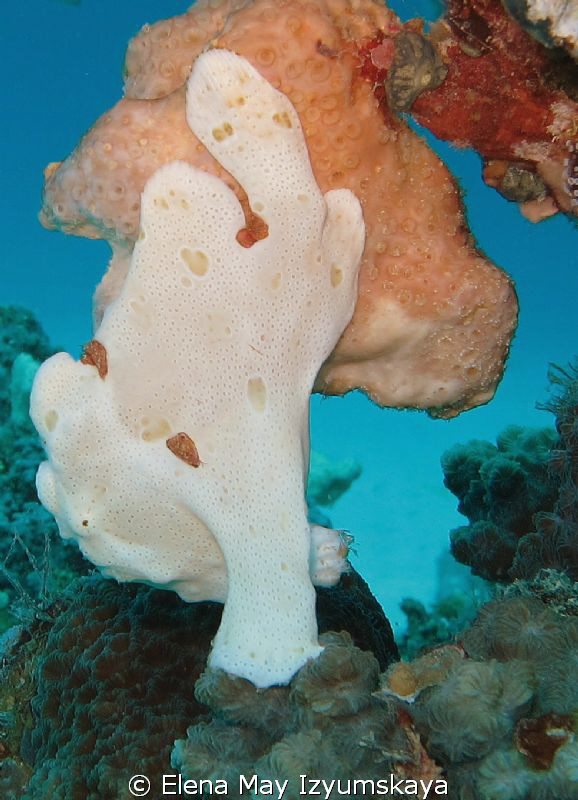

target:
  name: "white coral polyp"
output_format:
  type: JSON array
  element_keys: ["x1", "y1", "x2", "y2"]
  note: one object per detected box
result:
[{"x1": 30, "y1": 49, "x2": 365, "y2": 687}]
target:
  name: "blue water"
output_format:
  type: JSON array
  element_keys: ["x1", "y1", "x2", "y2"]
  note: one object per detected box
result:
[{"x1": 2, "y1": 0, "x2": 577, "y2": 632}]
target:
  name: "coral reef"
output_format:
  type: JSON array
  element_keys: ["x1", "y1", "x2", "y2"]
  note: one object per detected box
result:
[
  {"x1": 397, "y1": 592, "x2": 482, "y2": 660},
  {"x1": 397, "y1": 548, "x2": 492, "y2": 659},
  {"x1": 0, "y1": 572, "x2": 397, "y2": 799},
  {"x1": 306, "y1": 451, "x2": 361, "y2": 513},
  {"x1": 0, "y1": 307, "x2": 54, "y2": 422},
  {"x1": 442, "y1": 424, "x2": 558, "y2": 581},
  {"x1": 4, "y1": 568, "x2": 578, "y2": 799},
  {"x1": 173, "y1": 632, "x2": 442, "y2": 800},
  {"x1": 384, "y1": 374, "x2": 578, "y2": 797},
  {"x1": 19, "y1": 579, "x2": 218, "y2": 800},
  {"x1": 41, "y1": 0, "x2": 517, "y2": 418},
  {"x1": 7, "y1": 0, "x2": 577, "y2": 789},
  {"x1": 444, "y1": 361, "x2": 578, "y2": 585},
  {"x1": 380, "y1": 594, "x2": 578, "y2": 799},
  {"x1": 511, "y1": 362, "x2": 578, "y2": 582},
  {"x1": 307, "y1": 450, "x2": 361, "y2": 527},
  {"x1": 360, "y1": 0, "x2": 578, "y2": 221},
  {"x1": 0, "y1": 625, "x2": 46, "y2": 799},
  {"x1": 0, "y1": 307, "x2": 86, "y2": 629}
]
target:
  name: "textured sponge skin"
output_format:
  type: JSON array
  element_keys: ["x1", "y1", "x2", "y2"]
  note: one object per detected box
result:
[{"x1": 31, "y1": 51, "x2": 365, "y2": 687}]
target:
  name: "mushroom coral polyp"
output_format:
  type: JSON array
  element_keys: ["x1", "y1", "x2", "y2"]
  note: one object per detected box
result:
[{"x1": 32, "y1": 0, "x2": 517, "y2": 687}]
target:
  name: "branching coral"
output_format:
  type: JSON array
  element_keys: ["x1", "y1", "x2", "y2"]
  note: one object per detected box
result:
[
  {"x1": 442, "y1": 425, "x2": 558, "y2": 581},
  {"x1": 444, "y1": 361, "x2": 578, "y2": 585}
]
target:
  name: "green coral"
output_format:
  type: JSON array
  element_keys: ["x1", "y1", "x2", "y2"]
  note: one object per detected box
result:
[
  {"x1": 398, "y1": 591, "x2": 482, "y2": 660},
  {"x1": 306, "y1": 450, "x2": 362, "y2": 509},
  {"x1": 0, "y1": 308, "x2": 87, "y2": 631},
  {"x1": 510, "y1": 361, "x2": 578, "y2": 582},
  {"x1": 307, "y1": 450, "x2": 362, "y2": 527},
  {"x1": 442, "y1": 425, "x2": 558, "y2": 581},
  {"x1": 444, "y1": 360, "x2": 578, "y2": 585}
]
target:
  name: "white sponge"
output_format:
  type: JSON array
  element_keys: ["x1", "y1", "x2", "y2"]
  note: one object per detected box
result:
[{"x1": 30, "y1": 49, "x2": 364, "y2": 687}]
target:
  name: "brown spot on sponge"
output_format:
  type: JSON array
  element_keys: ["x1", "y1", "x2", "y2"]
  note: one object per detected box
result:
[
  {"x1": 80, "y1": 340, "x2": 108, "y2": 379},
  {"x1": 166, "y1": 432, "x2": 201, "y2": 467}
]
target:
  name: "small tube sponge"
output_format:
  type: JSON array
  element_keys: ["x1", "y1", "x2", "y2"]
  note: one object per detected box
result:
[
  {"x1": 309, "y1": 526, "x2": 351, "y2": 588},
  {"x1": 30, "y1": 49, "x2": 365, "y2": 687}
]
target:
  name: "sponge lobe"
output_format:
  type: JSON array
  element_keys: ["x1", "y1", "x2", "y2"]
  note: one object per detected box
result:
[{"x1": 31, "y1": 50, "x2": 365, "y2": 687}]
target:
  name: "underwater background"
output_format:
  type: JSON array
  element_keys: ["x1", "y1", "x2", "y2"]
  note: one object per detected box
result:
[
  {"x1": 3, "y1": 0, "x2": 576, "y2": 633},
  {"x1": 1, "y1": 2, "x2": 578, "y2": 799}
]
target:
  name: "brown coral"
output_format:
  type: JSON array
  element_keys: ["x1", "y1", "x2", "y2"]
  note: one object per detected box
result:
[
  {"x1": 380, "y1": 643, "x2": 464, "y2": 701},
  {"x1": 175, "y1": 632, "x2": 439, "y2": 800},
  {"x1": 2, "y1": 570, "x2": 396, "y2": 799},
  {"x1": 461, "y1": 596, "x2": 564, "y2": 661},
  {"x1": 412, "y1": 658, "x2": 534, "y2": 761},
  {"x1": 515, "y1": 712, "x2": 573, "y2": 770}
]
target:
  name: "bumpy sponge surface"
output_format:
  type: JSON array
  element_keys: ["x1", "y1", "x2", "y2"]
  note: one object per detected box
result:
[{"x1": 31, "y1": 50, "x2": 364, "y2": 687}]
